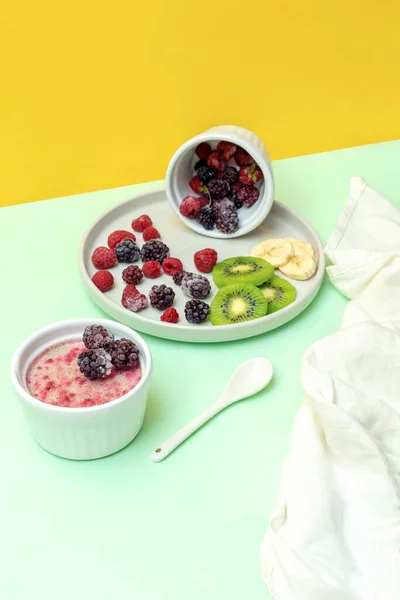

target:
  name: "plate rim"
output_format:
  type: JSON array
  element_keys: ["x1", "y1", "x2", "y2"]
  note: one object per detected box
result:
[{"x1": 78, "y1": 187, "x2": 325, "y2": 343}]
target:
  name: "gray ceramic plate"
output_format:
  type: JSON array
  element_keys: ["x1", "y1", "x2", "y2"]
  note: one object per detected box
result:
[{"x1": 79, "y1": 188, "x2": 325, "y2": 343}]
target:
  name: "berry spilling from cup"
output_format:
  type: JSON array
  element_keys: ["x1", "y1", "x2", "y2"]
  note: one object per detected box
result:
[{"x1": 180, "y1": 142, "x2": 264, "y2": 234}]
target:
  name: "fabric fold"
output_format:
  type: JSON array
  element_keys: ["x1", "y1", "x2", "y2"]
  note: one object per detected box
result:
[{"x1": 261, "y1": 177, "x2": 400, "y2": 600}]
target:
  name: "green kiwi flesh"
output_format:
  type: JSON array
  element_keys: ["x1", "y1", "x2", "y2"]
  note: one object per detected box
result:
[
  {"x1": 259, "y1": 275, "x2": 296, "y2": 314},
  {"x1": 210, "y1": 283, "x2": 268, "y2": 325},
  {"x1": 212, "y1": 256, "x2": 274, "y2": 288}
]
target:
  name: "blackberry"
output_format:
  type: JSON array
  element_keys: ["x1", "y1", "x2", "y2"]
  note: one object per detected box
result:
[
  {"x1": 111, "y1": 338, "x2": 140, "y2": 370},
  {"x1": 122, "y1": 264, "x2": 143, "y2": 285},
  {"x1": 223, "y1": 165, "x2": 239, "y2": 185},
  {"x1": 208, "y1": 178, "x2": 230, "y2": 200},
  {"x1": 182, "y1": 273, "x2": 211, "y2": 299},
  {"x1": 115, "y1": 238, "x2": 140, "y2": 263},
  {"x1": 172, "y1": 269, "x2": 188, "y2": 286},
  {"x1": 77, "y1": 349, "x2": 112, "y2": 380},
  {"x1": 83, "y1": 324, "x2": 114, "y2": 352},
  {"x1": 184, "y1": 300, "x2": 210, "y2": 324},
  {"x1": 140, "y1": 240, "x2": 170, "y2": 264},
  {"x1": 195, "y1": 206, "x2": 215, "y2": 230},
  {"x1": 197, "y1": 165, "x2": 216, "y2": 184},
  {"x1": 194, "y1": 158, "x2": 207, "y2": 170},
  {"x1": 213, "y1": 198, "x2": 239, "y2": 234},
  {"x1": 149, "y1": 284, "x2": 175, "y2": 310},
  {"x1": 229, "y1": 191, "x2": 243, "y2": 210}
]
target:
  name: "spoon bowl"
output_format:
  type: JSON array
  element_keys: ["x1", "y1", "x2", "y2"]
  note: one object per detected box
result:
[{"x1": 222, "y1": 357, "x2": 273, "y2": 404}]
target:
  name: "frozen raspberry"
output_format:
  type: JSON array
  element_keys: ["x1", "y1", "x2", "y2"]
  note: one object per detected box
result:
[
  {"x1": 197, "y1": 165, "x2": 216, "y2": 184},
  {"x1": 194, "y1": 248, "x2": 218, "y2": 273},
  {"x1": 116, "y1": 238, "x2": 140, "y2": 263},
  {"x1": 184, "y1": 300, "x2": 210, "y2": 324},
  {"x1": 121, "y1": 285, "x2": 148, "y2": 312},
  {"x1": 182, "y1": 273, "x2": 211, "y2": 299},
  {"x1": 208, "y1": 178, "x2": 230, "y2": 200},
  {"x1": 236, "y1": 185, "x2": 259, "y2": 207},
  {"x1": 207, "y1": 150, "x2": 225, "y2": 172},
  {"x1": 107, "y1": 230, "x2": 136, "y2": 250},
  {"x1": 83, "y1": 324, "x2": 114, "y2": 352},
  {"x1": 234, "y1": 147, "x2": 255, "y2": 166},
  {"x1": 92, "y1": 270, "x2": 114, "y2": 292},
  {"x1": 91, "y1": 247, "x2": 117, "y2": 269},
  {"x1": 217, "y1": 141, "x2": 237, "y2": 161},
  {"x1": 149, "y1": 285, "x2": 175, "y2": 310},
  {"x1": 163, "y1": 257, "x2": 183, "y2": 276},
  {"x1": 78, "y1": 349, "x2": 112, "y2": 380},
  {"x1": 172, "y1": 270, "x2": 188, "y2": 286},
  {"x1": 239, "y1": 165, "x2": 263, "y2": 186},
  {"x1": 195, "y1": 142, "x2": 211, "y2": 159},
  {"x1": 213, "y1": 198, "x2": 239, "y2": 234},
  {"x1": 223, "y1": 165, "x2": 239, "y2": 185},
  {"x1": 180, "y1": 195, "x2": 203, "y2": 219},
  {"x1": 142, "y1": 260, "x2": 161, "y2": 278},
  {"x1": 132, "y1": 214, "x2": 152, "y2": 232},
  {"x1": 189, "y1": 176, "x2": 207, "y2": 194},
  {"x1": 143, "y1": 226, "x2": 161, "y2": 242},
  {"x1": 140, "y1": 240, "x2": 170, "y2": 263},
  {"x1": 194, "y1": 158, "x2": 207, "y2": 170},
  {"x1": 122, "y1": 265, "x2": 143, "y2": 285},
  {"x1": 160, "y1": 307, "x2": 180, "y2": 324},
  {"x1": 111, "y1": 338, "x2": 140, "y2": 370}
]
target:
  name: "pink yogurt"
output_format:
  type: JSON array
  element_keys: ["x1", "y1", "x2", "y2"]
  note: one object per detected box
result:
[{"x1": 26, "y1": 339, "x2": 142, "y2": 408}]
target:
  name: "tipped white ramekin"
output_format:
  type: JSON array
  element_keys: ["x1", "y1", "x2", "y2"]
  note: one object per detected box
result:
[{"x1": 166, "y1": 125, "x2": 274, "y2": 238}]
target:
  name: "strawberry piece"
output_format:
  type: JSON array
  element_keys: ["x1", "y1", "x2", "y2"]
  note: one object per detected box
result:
[
  {"x1": 217, "y1": 141, "x2": 237, "y2": 161},
  {"x1": 207, "y1": 150, "x2": 225, "y2": 172},
  {"x1": 160, "y1": 307, "x2": 179, "y2": 323},
  {"x1": 121, "y1": 285, "x2": 148, "y2": 312},
  {"x1": 239, "y1": 165, "x2": 263, "y2": 186},
  {"x1": 234, "y1": 147, "x2": 255, "y2": 166}
]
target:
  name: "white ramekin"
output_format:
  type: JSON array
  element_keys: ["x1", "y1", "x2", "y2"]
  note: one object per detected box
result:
[
  {"x1": 10, "y1": 318, "x2": 152, "y2": 460},
  {"x1": 165, "y1": 124, "x2": 274, "y2": 239}
]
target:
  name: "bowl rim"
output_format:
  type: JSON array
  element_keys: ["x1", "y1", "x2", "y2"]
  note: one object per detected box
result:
[
  {"x1": 165, "y1": 130, "x2": 274, "y2": 239},
  {"x1": 10, "y1": 318, "x2": 152, "y2": 414}
]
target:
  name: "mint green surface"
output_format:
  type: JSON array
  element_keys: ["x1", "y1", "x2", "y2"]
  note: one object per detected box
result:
[{"x1": 1, "y1": 141, "x2": 400, "y2": 600}]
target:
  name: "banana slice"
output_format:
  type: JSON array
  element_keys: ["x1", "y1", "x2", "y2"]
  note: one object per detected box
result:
[
  {"x1": 279, "y1": 251, "x2": 317, "y2": 281},
  {"x1": 285, "y1": 237, "x2": 315, "y2": 258},
  {"x1": 251, "y1": 239, "x2": 293, "y2": 268}
]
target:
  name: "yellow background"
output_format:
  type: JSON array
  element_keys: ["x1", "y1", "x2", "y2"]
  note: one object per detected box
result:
[{"x1": 1, "y1": 1, "x2": 399, "y2": 207}]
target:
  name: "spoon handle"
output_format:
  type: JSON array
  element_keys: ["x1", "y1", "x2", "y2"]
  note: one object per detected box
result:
[{"x1": 151, "y1": 400, "x2": 225, "y2": 463}]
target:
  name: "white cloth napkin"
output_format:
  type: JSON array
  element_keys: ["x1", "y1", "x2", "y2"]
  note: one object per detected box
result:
[{"x1": 261, "y1": 177, "x2": 400, "y2": 600}]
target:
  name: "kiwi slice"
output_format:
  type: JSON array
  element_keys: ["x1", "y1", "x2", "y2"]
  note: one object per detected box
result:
[
  {"x1": 259, "y1": 275, "x2": 296, "y2": 314},
  {"x1": 210, "y1": 283, "x2": 268, "y2": 325},
  {"x1": 212, "y1": 256, "x2": 274, "y2": 288}
]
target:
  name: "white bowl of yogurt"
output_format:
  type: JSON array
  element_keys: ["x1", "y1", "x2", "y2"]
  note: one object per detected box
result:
[{"x1": 10, "y1": 318, "x2": 152, "y2": 460}]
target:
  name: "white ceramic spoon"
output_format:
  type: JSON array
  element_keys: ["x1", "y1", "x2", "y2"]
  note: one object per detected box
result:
[{"x1": 151, "y1": 357, "x2": 273, "y2": 463}]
